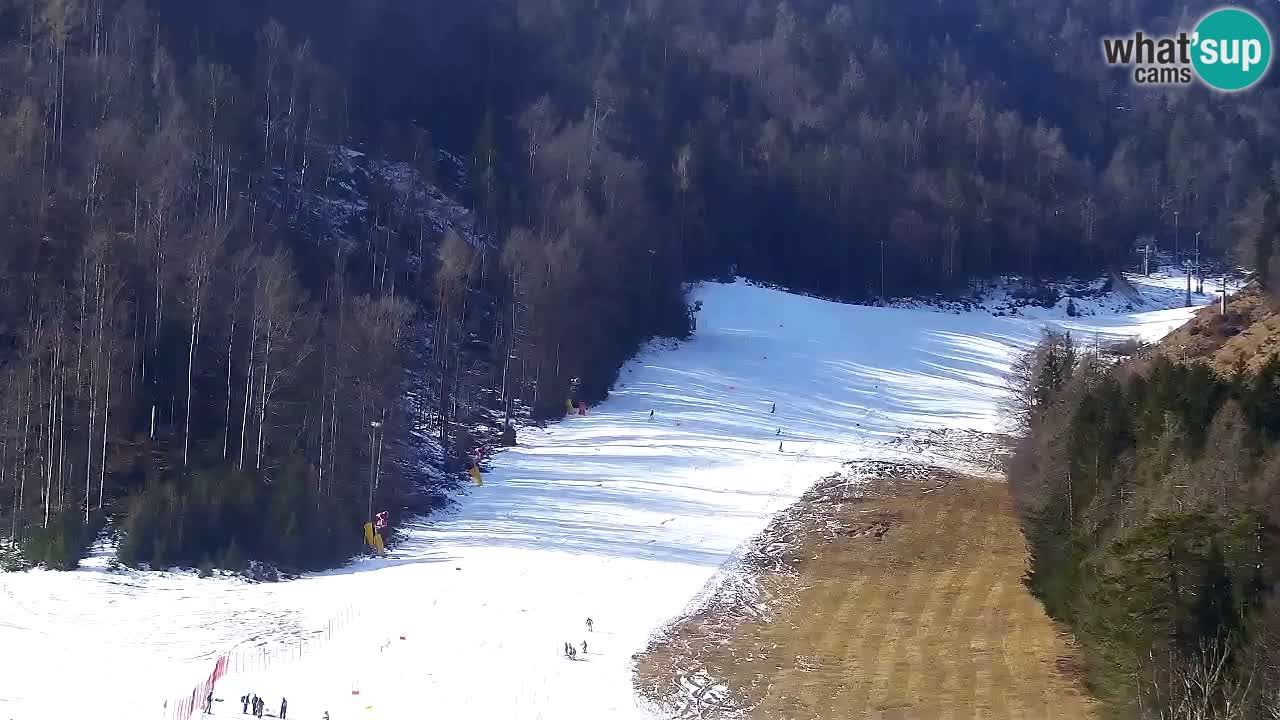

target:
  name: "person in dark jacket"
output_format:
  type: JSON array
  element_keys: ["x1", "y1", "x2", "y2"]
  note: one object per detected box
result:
[
  {"x1": 279, "y1": 698, "x2": 288, "y2": 720},
  {"x1": 241, "y1": 694, "x2": 249, "y2": 714}
]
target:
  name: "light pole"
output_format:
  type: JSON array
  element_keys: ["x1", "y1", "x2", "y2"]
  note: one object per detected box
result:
[
  {"x1": 647, "y1": 247, "x2": 655, "y2": 309},
  {"x1": 1195, "y1": 231, "x2": 1202, "y2": 294},
  {"x1": 1183, "y1": 222, "x2": 1192, "y2": 307},
  {"x1": 880, "y1": 236, "x2": 887, "y2": 305},
  {"x1": 1174, "y1": 210, "x2": 1180, "y2": 262},
  {"x1": 1185, "y1": 255, "x2": 1192, "y2": 307},
  {"x1": 368, "y1": 420, "x2": 383, "y2": 525}
]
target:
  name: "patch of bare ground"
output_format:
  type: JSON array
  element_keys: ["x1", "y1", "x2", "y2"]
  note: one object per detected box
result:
[
  {"x1": 1153, "y1": 282, "x2": 1280, "y2": 373},
  {"x1": 635, "y1": 451, "x2": 1095, "y2": 720}
]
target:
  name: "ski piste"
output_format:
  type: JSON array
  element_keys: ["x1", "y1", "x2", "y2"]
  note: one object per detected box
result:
[{"x1": 0, "y1": 274, "x2": 1206, "y2": 720}]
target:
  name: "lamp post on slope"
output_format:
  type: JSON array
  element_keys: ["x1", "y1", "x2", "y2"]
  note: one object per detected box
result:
[
  {"x1": 1187, "y1": 233, "x2": 1198, "y2": 294},
  {"x1": 1174, "y1": 210, "x2": 1180, "y2": 262},
  {"x1": 368, "y1": 420, "x2": 383, "y2": 526},
  {"x1": 1186, "y1": 256, "x2": 1192, "y2": 307},
  {"x1": 1184, "y1": 228, "x2": 1194, "y2": 307}
]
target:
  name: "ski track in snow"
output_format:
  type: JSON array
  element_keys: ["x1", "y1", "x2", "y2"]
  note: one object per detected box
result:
[{"x1": 0, "y1": 275, "x2": 1206, "y2": 720}]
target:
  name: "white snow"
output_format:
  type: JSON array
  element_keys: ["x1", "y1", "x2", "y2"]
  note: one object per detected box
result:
[{"x1": 0, "y1": 276, "x2": 1204, "y2": 720}]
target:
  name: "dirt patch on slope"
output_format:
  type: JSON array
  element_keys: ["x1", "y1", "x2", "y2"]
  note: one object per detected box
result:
[
  {"x1": 1154, "y1": 282, "x2": 1280, "y2": 373},
  {"x1": 634, "y1": 460, "x2": 1094, "y2": 719}
]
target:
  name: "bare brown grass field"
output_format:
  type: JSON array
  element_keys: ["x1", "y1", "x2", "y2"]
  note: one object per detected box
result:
[{"x1": 635, "y1": 463, "x2": 1095, "y2": 720}]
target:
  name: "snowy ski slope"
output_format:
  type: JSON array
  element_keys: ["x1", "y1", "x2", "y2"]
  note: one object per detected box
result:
[{"x1": 0, "y1": 277, "x2": 1204, "y2": 720}]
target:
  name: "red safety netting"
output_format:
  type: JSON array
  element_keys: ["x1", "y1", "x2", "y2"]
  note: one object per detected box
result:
[{"x1": 163, "y1": 605, "x2": 359, "y2": 720}]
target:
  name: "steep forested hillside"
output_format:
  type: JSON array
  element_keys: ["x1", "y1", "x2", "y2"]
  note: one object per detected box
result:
[
  {"x1": 4, "y1": 0, "x2": 1280, "y2": 574},
  {"x1": 0, "y1": 0, "x2": 690, "y2": 573},
  {"x1": 1009, "y1": 312, "x2": 1280, "y2": 718},
  {"x1": 138, "y1": 0, "x2": 1280, "y2": 298},
  {"x1": 0, "y1": 1, "x2": 424, "y2": 571}
]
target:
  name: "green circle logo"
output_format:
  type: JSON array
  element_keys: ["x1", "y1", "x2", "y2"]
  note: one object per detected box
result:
[{"x1": 1192, "y1": 7, "x2": 1272, "y2": 91}]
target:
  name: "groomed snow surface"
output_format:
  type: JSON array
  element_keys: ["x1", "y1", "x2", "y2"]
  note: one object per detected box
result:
[{"x1": 0, "y1": 274, "x2": 1204, "y2": 720}]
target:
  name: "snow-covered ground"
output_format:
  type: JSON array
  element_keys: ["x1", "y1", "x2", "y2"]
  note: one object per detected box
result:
[
  {"x1": 0, "y1": 276, "x2": 1205, "y2": 720},
  {"x1": 889, "y1": 265, "x2": 1237, "y2": 319}
]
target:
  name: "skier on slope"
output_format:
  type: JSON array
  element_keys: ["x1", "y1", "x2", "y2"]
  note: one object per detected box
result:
[
  {"x1": 581, "y1": 640, "x2": 588, "y2": 654},
  {"x1": 649, "y1": 409, "x2": 655, "y2": 420},
  {"x1": 770, "y1": 402, "x2": 776, "y2": 414},
  {"x1": 280, "y1": 697, "x2": 288, "y2": 720},
  {"x1": 241, "y1": 694, "x2": 249, "y2": 714},
  {"x1": 586, "y1": 617, "x2": 594, "y2": 632}
]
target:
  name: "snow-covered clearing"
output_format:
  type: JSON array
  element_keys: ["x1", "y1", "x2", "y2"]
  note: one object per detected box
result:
[{"x1": 0, "y1": 275, "x2": 1203, "y2": 720}]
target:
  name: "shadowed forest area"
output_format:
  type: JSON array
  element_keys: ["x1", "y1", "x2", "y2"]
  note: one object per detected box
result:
[
  {"x1": 145, "y1": 0, "x2": 1280, "y2": 295},
  {"x1": 2, "y1": 0, "x2": 1280, "y2": 576},
  {"x1": 0, "y1": 0, "x2": 691, "y2": 573}
]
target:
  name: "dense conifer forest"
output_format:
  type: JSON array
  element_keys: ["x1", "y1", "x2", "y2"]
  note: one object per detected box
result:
[
  {"x1": 1009, "y1": 298, "x2": 1280, "y2": 717},
  {"x1": 2, "y1": 0, "x2": 1280, "y2": 577}
]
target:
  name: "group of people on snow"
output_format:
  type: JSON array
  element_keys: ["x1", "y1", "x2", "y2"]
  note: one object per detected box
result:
[
  {"x1": 562, "y1": 617, "x2": 594, "y2": 660},
  {"x1": 238, "y1": 693, "x2": 285, "y2": 719}
]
